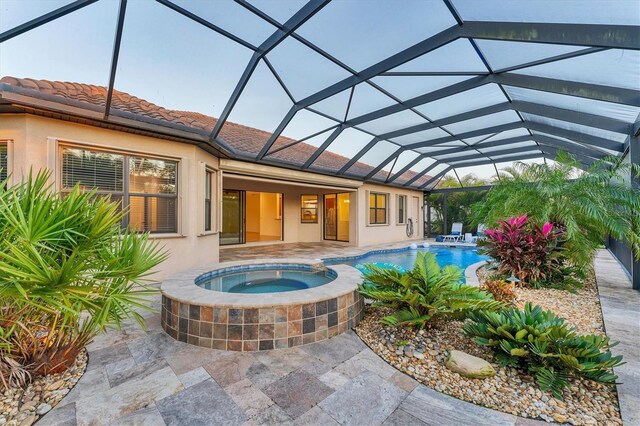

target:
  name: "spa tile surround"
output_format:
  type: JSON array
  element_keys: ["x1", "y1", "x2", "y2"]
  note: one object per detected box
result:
[
  {"x1": 161, "y1": 291, "x2": 364, "y2": 351},
  {"x1": 161, "y1": 259, "x2": 364, "y2": 351}
]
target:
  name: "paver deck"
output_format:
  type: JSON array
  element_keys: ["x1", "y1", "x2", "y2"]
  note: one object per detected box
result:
[
  {"x1": 594, "y1": 250, "x2": 640, "y2": 426},
  {"x1": 41, "y1": 244, "x2": 634, "y2": 425},
  {"x1": 219, "y1": 240, "x2": 421, "y2": 263}
]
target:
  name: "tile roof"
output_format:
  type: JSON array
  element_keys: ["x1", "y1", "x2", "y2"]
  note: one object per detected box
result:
[{"x1": 0, "y1": 76, "x2": 430, "y2": 187}]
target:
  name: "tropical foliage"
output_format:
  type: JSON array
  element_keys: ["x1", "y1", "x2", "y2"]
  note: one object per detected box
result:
[
  {"x1": 0, "y1": 171, "x2": 166, "y2": 386},
  {"x1": 358, "y1": 251, "x2": 503, "y2": 328},
  {"x1": 426, "y1": 174, "x2": 490, "y2": 236},
  {"x1": 472, "y1": 153, "x2": 640, "y2": 269},
  {"x1": 463, "y1": 303, "x2": 623, "y2": 399},
  {"x1": 478, "y1": 214, "x2": 575, "y2": 287}
]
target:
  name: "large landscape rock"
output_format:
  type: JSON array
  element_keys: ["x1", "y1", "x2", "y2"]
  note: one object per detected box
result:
[{"x1": 444, "y1": 350, "x2": 495, "y2": 379}]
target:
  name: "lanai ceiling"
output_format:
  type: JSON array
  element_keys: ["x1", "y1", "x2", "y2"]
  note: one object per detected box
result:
[{"x1": 1, "y1": 0, "x2": 639, "y2": 189}]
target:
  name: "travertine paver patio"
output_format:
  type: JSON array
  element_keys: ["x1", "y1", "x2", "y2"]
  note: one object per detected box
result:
[
  {"x1": 219, "y1": 241, "x2": 417, "y2": 263},
  {"x1": 41, "y1": 316, "x2": 534, "y2": 426},
  {"x1": 39, "y1": 244, "x2": 635, "y2": 425}
]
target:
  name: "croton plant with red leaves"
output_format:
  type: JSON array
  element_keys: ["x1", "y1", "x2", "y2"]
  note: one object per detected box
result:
[{"x1": 478, "y1": 214, "x2": 567, "y2": 286}]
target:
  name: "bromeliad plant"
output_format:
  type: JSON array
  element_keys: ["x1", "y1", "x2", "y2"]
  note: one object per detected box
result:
[
  {"x1": 0, "y1": 171, "x2": 167, "y2": 384},
  {"x1": 478, "y1": 214, "x2": 573, "y2": 287},
  {"x1": 358, "y1": 251, "x2": 503, "y2": 328},
  {"x1": 463, "y1": 303, "x2": 623, "y2": 399}
]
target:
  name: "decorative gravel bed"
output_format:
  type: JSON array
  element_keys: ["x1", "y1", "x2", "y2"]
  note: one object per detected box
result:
[
  {"x1": 355, "y1": 268, "x2": 622, "y2": 425},
  {"x1": 0, "y1": 351, "x2": 87, "y2": 426},
  {"x1": 477, "y1": 266, "x2": 605, "y2": 336}
]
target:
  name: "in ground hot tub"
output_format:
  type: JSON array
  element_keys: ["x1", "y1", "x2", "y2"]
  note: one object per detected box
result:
[
  {"x1": 196, "y1": 264, "x2": 337, "y2": 293},
  {"x1": 161, "y1": 259, "x2": 364, "y2": 351}
]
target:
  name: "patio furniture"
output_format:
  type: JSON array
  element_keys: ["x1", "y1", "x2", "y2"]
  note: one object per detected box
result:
[
  {"x1": 471, "y1": 224, "x2": 488, "y2": 243},
  {"x1": 442, "y1": 222, "x2": 463, "y2": 242}
]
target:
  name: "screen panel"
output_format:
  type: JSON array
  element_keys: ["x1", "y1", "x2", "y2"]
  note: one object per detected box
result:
[
  {"x1": 414, "y1": 83, "x2": 508, "y2": 120},
  {"x1": 218, "y1": 60, "x2": 293, "y2": 153},
  {"x1": 475, "y1": 40, "x2": 585, "y2": 71},
  {"x1": 505, "y1": 86, "x2": 640, "y2": 123},
  {"x1": 113, "y1": 0, "x2": 253, "y2": 133},
  {"x1": 267, "y1": 36, "x2": 353, "y2": 100},
  {"x1": 513, "y1": 49, "x2": 640, "y2": 90},
  {"x1": 171, "y1": 0, "x2": 278, "y2": 46},
  {"x1": 295, "y1": 0, "x2": 457, "y2": 70}
]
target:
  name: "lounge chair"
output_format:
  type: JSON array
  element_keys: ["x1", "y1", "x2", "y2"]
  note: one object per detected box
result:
[
  {"x1": 441, "y1": 222, "x2": 463, "y2": 242},
  {"x1": 471, "y1": 224, "x2": 487, "y2": 243}
]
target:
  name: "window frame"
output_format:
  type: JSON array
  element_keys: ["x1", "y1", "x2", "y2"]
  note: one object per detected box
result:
[
  {"x1": 397, "y1": 194, "x2": 407, "y2": 225},
  {"x1": 0, "y1": 141, "x2": 9, "y2": 184},
  {"x1": 204, "y1": 169, "x2": 213, "y2": 232},
  {"x1": 300, "y1": 194, "x2": 319, "y2": 223},
  {"x1": 59, "y1": 143, "x2": 179, "y2": 234},
  {"x1": 368, "y1": 192, "x2": 388, "y2": 225}
]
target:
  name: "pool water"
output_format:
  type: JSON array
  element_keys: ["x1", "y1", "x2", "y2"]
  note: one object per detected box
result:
[
  {"x1": 324, "y1": 246, "x2": 488, "y2": 275},
  {"x1": 197, "y1": 266, "x2": 336, "y2": 293}
]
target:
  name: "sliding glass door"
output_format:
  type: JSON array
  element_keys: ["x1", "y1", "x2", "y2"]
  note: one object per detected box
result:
[
  {"x1": 221, "y1": 189, "x2": 244, "y2": 245},
  {"x1": 324, "y1": 193, "x2": 350, "y2": 242},
  {"x1": 221, "y1": 190, "x2": 283, "y2": 245}
]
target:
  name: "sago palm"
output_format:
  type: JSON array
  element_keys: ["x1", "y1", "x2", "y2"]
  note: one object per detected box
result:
[
  {"x1": 0, "y1": 171, "x2": 167, "y2": 378},
  {"x1": 358, "y1": 251, "x2": 503, "y2": 328},
  {"x1": 472, "y1": 153, "x2": 640, "y2": 269}
]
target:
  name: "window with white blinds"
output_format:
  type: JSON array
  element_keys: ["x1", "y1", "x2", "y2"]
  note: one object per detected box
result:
[
  {"x1": 0, "y1": 143, "x2": 7, "y2": 182},
  {"x1": 61, "y1": 146, "x2": 178, "y2": 233}
]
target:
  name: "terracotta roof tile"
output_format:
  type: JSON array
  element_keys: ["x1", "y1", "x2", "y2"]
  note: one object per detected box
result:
[{"x1": 0, "y1": 76, "x2": 428, "y2": 186}]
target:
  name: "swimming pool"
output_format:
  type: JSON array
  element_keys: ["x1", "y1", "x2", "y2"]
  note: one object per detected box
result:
[
  {"x1": 323, "y1": 246, "x2": 488, "y2": 274},
  {"x1": 196, "y1": 265, "x2": 337, "y2": 293}
]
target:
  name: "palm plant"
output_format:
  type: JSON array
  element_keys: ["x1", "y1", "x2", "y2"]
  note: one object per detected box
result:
[
  {"x1": 0, "y1": 171, "x2": 167, "y2": 379},
  {"x1": 472, "y1": 153, "x2": 640, "y2": 269},
  {"x1": 426, "y1": 174, "x2": 490, "y2": 236},
  {"x1": 358, "y1": 251, "x2": 503, "y2": 328}
]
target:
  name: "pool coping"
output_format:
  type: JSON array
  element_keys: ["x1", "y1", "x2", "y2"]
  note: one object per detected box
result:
[
  {"x1": 464, "y1": 260, "x2": 487, "y2": 287},
  {"x1": 161, "y1": 258, "x2": 364, "y2": 308}
]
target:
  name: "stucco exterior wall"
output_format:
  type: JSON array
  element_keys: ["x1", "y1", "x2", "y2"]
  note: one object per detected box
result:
[
  {"x1": 1, "y1": 113, "x2": 425, "y2": 280},
  {"x1": 357, "y1": 182, "x2": 424, "y2": 246},
  {"x1": 0, "y1": 114, "x2": 220, "y2": 281}
]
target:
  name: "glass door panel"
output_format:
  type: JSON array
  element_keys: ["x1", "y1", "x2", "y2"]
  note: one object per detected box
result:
[
  {"x1": 221, "y1": 189, "x2": 244, "y2": 245},
  {"x1": 324, "y1": 194, "x2": 337, "y2": 240},
  {"x1": 337, "y1": 193, "x2": 350, "y2": 242},
  {"x1": 324, "y1": 193, "x2": 350, "y2": 242}
]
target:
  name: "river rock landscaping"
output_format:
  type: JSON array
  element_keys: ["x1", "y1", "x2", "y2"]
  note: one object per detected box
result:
[
  {"x1": 0, "y1": 351, "x2": 87, "y2": 426},
  {"x1": 355, "y1": 265, "x2": 623, "y2": 425},
  {"x1": 480, "y1": 267, "x2": 606, "y2": 336}
]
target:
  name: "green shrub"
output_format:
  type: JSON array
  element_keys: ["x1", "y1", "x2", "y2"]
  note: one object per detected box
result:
[
  {"x1": 472, "y1": 153, "x2": 640, "y2": 270},
  {"x1": 0, "y1": 171, "x2": 167, "y2": 382},
  {"x1": 463, "y1": 303, "x2": 623, "y2": 399},
  {"x1": 358, "y1": 251, "x2": 503, "y2": 328}
]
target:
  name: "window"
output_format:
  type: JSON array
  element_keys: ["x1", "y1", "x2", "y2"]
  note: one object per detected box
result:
[
  {"x1": 61, "y1": 146, "x2": 178, "y2": 233},
  {"x1": 369, "y1": 192, "x2": 388, "y2": 225},
  {"x1": 0, "y1": 143, "x2": 8, "y2": 182},
  {"x1": 301, "y1": 194, "x2": 318, "y2": 223},
  {"x1": 205, "y1": 170, "x2": 213, "y2": 231},
  {"x1": 397, "y1": 195, "x2": 407, "y2": 224}
]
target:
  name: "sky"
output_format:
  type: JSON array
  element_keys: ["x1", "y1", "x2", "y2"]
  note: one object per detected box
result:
[{"x1": 1, "y1": 0, "x2": 637, "y2": 180}]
